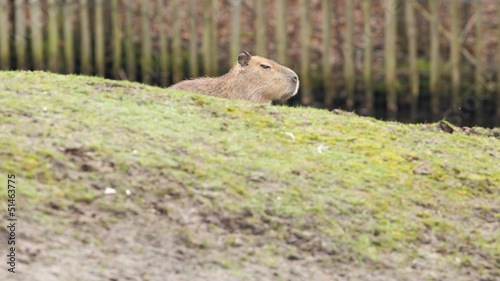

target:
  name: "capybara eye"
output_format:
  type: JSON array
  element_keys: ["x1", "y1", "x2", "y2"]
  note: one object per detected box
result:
[{"x1": 260, "y1": 64, "x2": 271, "y2": 69}]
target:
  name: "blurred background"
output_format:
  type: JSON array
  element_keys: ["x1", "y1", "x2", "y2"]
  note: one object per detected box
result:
[{"x1": 0, "y1": 0, "x2": 499, "y2": 127}]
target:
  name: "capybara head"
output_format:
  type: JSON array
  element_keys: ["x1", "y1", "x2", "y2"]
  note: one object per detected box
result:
[{"x1": 234, "y1": 51, "x2": 299, "y2": 102}]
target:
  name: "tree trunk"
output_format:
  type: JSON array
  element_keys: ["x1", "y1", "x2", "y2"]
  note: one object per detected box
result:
[
  {"x1": 322, "y1": 0, "x2": 334, "y2": 106},
  {"x1": 64, "y1": 0, "x2": 75, "y2": 73},
  {"x1": 385, "y1": 0, "x2": 397, "y2": 120},
  {"x1": 405, "y1": 0, "x2": 419, "y2": 122},
  {"x1": 275, "y1": 0, "x2": 287, "y2": 65},
  {"x1": 125, "y1": 0, "x2": 136, "y2": 81},
  {"x1": 48, "y1": 0, "x2": 60, "y2": 72},
  {"x1": 95, "y1": 0, "x2": 105, "y2": 76},
  {"x1": 230, "y1": 0, "x2": 242, "y2": 64},
  {"x1": 210, "y1": 0, "x2": 218, "y2": 75},
  {"x1": 450, "y1": 0, "x2": 460, "y2": 107},
  {"x1": 255, "y1": 0, "x2": 266, "y2": 57},
  {"x1": 80, "y1": 0, "x2": 92, "y2": 75},
  {"x1": 497, "y1": 0, "x2": 500, "y2": 123},
  {"x1": 188, "y1": 0, "x2": 198, "y2": 78},
  {"x1": 344, "y1": 0, "x2": 355, "y2": 110},
  {"x1": 429, "y1": 0, "x2": 440, "y2": 120},
  {"x1": 363, "y1": 0, "x2": 373, "y2": 114},
  {"x1": 202, "y1": 0, "x2": 213, "y2": 76},
  {"x1": 157, "y1": 0, "x2": 169, "y2": 85},
  {"x1": 474, "y1": 0, "x2": 484, "y2": 121},
  {"x1": 172, "y1": 0, "x2": 182, "y2": 83},
  {"x1": 0, "y1": 0, "x2": 9, "y2": 70},
  {"x1": 30, "y1": 0, "x2": 44, "y2": 70},
  {"x1": 141, "y1": 0, "x2": 152, "y2": 83},
  {"x1": 299, "y1": 0, "x2": 312, "y2": 105},
  {"x1": 15, "y1": 0, "x2": 27, "y2": 70},
  {"x1": 111, "y1": 0, "x2": 122, "y2": 79}
]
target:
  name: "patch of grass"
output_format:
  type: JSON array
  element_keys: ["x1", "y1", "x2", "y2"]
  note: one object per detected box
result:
[{"x1": 1, "y1": 71, "x2": 499, "y2": 276}]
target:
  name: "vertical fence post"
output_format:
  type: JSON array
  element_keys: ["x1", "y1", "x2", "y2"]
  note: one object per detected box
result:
[
  {"x1": 385, "y1": 0, "x2": 397, "y2": 120},
  {"x1": 429, "y1": 0, "x2": 440, "y2": 120},
  {"x1": 299, "y1": 0, "x2": 312, "y2": 104},
  {"x1": 2, "y1": 0, "x2": 496, "y2": 125},
  {"x1": 405, "y1": 0, "x2": 418, "y2": 122},
  {"x1": 95, "y1": 0, "x2": 105, "y2": 76},
  {"x1": 80, "y1": 0, "x2": 92, "y2": 75},
  {"x1": 141, "y1": 0, "x2": 152, "y2": 83},
  {"x1": 64, "y1": 0, "x2": 75, "y2": 73},
  {"x1": 210, "y1": 0, "x2": 218, "y2": 75},
  {"x1": 30, "y1": 0, "x2": 43, "y2": 70},
  {"x1": 188, "y1": 0, "x2": 198, "y2": 77},
  {"x1": 474, "y1": 0, "x2": 484, "y2": 118},
  {"x1": 15, "y1": 0, "x2": 27, "y2": 70},
  {"x1": 344, "y1": 0, "x2": 355, "y2": 110},
  {"x1": 172, "y1": 0, "x2": 182, "y2": 83},
  {"x1": 111, "y1": 0, "x2": 122, "y2": 79},
  {"x1": 275, "y1": 0, "x2": 287, "y2": 65},
  {"x1": 202, "y1": 0, "x2": 218, "y2": 75},
  {"x1": 450, "y1": 0, "x2": 460, "y2": 107},
  {"x1": 255, "y1": 0, "x2": 266, "y2": 57},
  {"x1": 47, "y1": 0, "x2": 59, "y2": 72},
  {"x1": 0, "y1": 0, "x2": 10, "y2": 70},
  {"x1": 322, "y1": 0, "x2": 333, "y2": 106},
  {"x1": 125, "y1": 0, "x2": 136, "y2": 81},
  {"x1": 229, "y1": 0, "x2": 242, "y2": 64},
  {"x1": 362, "y1": 0, "x2": 373, "y2": 114},
  {"x1": 157, "y1": 0, "x2": 169, "y2": 85},
  {"x1": 202, "y1": 0, "x2": 213, "y2": 76},
  {"x1": 497, "y1": 0, "x2": 500, "y2": 121}
]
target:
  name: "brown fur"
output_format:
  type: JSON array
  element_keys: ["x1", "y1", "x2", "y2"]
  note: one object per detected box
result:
[{"x1": 169, "y1": 51, "x2": 299, "y2": 104}]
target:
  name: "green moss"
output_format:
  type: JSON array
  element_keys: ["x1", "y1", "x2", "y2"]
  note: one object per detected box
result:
[{"x1": 0, "y1": 70, "x2": 499, "y2": 275}]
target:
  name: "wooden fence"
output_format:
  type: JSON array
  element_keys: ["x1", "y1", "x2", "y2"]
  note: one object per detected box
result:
[{"x1": 0, "y1": 0, "x2": 499, "y2": 127}]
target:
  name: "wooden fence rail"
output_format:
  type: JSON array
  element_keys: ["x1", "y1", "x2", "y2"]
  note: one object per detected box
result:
[{"x1": 0, "y1": 0, "x2": 499, "y2": 127}]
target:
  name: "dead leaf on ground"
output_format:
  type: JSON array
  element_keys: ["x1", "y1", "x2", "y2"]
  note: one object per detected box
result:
[
  {"x1": 332, "y1": 109, "x2": 357, "y2": 117},
  {"x1": 437, "y1": 121, "x2": 454, "y2": 134},
  {"x1": 413, "y1": 166, "x2": 432, "y2": 175}
]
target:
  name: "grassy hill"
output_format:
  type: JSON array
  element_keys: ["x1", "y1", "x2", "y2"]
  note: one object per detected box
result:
[{"x1": 0, "y1": 71, "x2": 499, "y2": 281}]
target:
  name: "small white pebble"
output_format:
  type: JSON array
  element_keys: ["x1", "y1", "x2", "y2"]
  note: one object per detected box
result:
[
  {"x1": 125, "y1": 189, "x2": 131, "y2": 196},
  {"x1": 104, "y1": 187, "x2": 116, "y2": 195},
  {"x1": 276, "y1": 196, "x2": 282, "y2": 201},
  {"x1": 42, "y1": 106, "x2": 47, "y2": 111},
  {"x1": 284, "y1": 132, "x2": 295, "y2": 141},
  {"x1": 132, "y1": 149, "x2": 138, "y2": 154},
  {"x1": 454, "y1": 257, "x2": 461, "y2": 264},
  {"x1": 317, "y1": 144, "x2": 329, "y2": 154},
  {"x1": 150, "y1": 209, "x2": 156, "y2": 213}
]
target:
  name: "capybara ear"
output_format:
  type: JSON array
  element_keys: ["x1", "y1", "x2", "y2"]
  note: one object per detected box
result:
[{"x1": 238, "y1": 50, "x2": 252, "y2": 67}]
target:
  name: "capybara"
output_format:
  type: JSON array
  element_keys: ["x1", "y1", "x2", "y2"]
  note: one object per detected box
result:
[{"x1": 170, "y1": 51, "x2": 299, "y2": 104}]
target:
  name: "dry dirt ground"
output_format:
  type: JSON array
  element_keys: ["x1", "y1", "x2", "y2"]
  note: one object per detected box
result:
[{"x1": 2, "y1": 202, "x2": 487, "y2": 281}]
